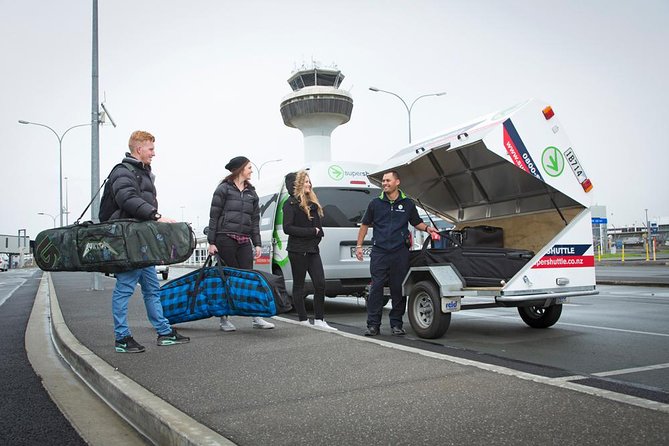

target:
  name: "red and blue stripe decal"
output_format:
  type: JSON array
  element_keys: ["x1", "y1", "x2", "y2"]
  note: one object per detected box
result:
[
  {"x1": 503, "y1": 119, "x2": 544, "y2": 182},
  {"x1": 532, "y1": 244, "x2": 594, "y2": 269}
]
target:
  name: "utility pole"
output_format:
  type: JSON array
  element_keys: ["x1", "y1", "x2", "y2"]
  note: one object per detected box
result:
[{"x1": 91, "y1": 0, "x2": 103, "y2": 290}]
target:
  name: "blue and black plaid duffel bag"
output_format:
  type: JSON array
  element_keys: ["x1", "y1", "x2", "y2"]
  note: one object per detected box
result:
[{"x1": 159, "y1": 255, "x2": 292, "y2": 324}]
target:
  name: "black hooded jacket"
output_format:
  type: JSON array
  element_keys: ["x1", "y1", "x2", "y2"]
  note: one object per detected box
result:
[
  {"x1": 108, "y1": 153, "x2": 158, "y2": 221},
  {"x1": 282, "y1": 172, "x2": 324, "y2": 253}
]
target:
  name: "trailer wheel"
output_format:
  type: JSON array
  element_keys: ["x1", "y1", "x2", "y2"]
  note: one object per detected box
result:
[
  {"x1": 518, "y1": 304, "x2": 562, "y2": 328},
  {"x1": 408, "y1": 280, "x2": 451, "y2": 339}
]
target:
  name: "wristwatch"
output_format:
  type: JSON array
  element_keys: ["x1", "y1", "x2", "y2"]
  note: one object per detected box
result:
[{"x1": 153, "y1": 212, "x2": 162, "y2": 221}]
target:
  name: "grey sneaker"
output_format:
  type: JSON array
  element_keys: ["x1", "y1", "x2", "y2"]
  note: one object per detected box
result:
[
  {"x1": 157, "y1": 330, "x2": 190, "y2": 346},
  {"x1": 115, "y1": 336, "x2": 145, "y2": 353},
  {"x1": 252, "y1": 317, "x2": 275, "y2": 329},
  {"x1": 219, "y1": 316, "x2": 237, "y2": 332}
]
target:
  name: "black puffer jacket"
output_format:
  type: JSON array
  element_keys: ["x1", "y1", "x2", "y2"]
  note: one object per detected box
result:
[
  {"x1": 282, "y1": 197, "x2": 324, "y2": 254},
  {"x1": 207, "y1": 180, "x2": 261, "y2": 246},
  {"x1": 109, "y1": 154, "x2": 158, "y2": 221}
]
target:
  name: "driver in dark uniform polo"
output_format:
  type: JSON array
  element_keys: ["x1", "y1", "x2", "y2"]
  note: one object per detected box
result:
[{"x1": 355, "y1": 170, "x2": 439, "y2": 336}]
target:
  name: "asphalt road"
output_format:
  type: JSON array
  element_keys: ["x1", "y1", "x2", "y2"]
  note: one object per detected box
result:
[
  {"x1": 50, "y1": 268, "x2": 668, "y2": 445},
  {"x1": 4, "y1": 265, "x2": 669, "y2": 445},
  {"x1": 0, "y1": 269, "x2": 86, "y2": 446},
  {"x1": 164, "y1": 265, "x2": 669, "y2": 403},
  {"x1": 316, "y1": 284, "x2": 669, "y2": 403},
  {"x1": 596, "y1": 263, "x2": 669, "y2": 285}
]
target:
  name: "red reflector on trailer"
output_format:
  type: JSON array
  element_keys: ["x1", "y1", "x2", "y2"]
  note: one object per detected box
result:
[
  {"x1": 542, "y1": 106, "x2": 555, "y2": 120},
  {"x1": 350, "y1": 180, "x2": 366, "y2": 185},
  {"x1": 581, "y1": 178, "x2": 593, "y2": 192}
]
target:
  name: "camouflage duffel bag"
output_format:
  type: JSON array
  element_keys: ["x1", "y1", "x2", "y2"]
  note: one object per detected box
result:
[{"x1": 34, "y1": 219, "x2": 196, "y2": 273}]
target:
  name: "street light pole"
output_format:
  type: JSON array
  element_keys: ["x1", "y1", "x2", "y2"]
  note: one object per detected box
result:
[
  {"x1": 250, "y1": 159, "x2": 282, "y2": 180},
  {"x1": 64, "y1": 176, "x2": 70, "y2": 225},
  {"x1": 369, "y1": 87, "x2": 446, "y2": 143},
  {"x1": 38, "y1": 212, "x2": 57, "y2": 228},
  {"x1": 19, "y1": 120, "x2": 90, "y2": 227}
]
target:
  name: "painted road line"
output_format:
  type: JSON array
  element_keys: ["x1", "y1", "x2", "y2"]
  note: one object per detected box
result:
[
  {"x1": 591, "y1": 362, "x2": 669, "y2": 378},
  {"x1": 455, "y1": 310, "x2": 669, "y2": 337}
]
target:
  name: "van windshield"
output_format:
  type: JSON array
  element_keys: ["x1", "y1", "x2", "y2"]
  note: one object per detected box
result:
[{"x1": 314, "y1": 187, "x2": 380, "y2": 228}]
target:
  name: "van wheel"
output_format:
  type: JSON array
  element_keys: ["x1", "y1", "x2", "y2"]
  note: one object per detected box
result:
[
  {"x1": 518, "y1": 304, "x2": 562, "y2": 328},
  {"x1": 408, "y1": 280, "x2": 451, "y2": 339}
]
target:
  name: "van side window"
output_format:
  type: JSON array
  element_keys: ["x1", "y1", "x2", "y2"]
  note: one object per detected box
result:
[
  {"x1": 315, "y1": 187, "x2": 380, "y2": 228},
  {"x1": 259, "y1": 193, "x2": 278, "y2": 231}
]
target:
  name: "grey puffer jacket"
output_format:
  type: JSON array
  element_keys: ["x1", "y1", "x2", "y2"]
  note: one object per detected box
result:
[
  {"x1": 207, "y1": 180, "x2": 261, "y2": 246},
  {"x1": 109, "y1": 154, "x2": 158, "y2": 221}
]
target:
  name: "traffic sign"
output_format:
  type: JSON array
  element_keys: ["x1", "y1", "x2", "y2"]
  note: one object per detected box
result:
[{"x1": 591, "y1": 217, "x2": 608, "y2": 225}]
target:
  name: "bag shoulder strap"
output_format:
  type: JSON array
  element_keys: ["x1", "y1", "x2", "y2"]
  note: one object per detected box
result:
[{"x1": 75, "y1": 162, "x2": 140, "y2": 224}]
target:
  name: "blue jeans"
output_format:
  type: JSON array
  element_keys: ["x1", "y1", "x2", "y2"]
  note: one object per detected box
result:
[{"x1": 112, "y1": 266, "x2": 172, "y2": 340}]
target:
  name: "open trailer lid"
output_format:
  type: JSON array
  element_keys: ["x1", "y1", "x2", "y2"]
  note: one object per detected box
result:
[{"x1": 369, "y1": 99, "x2": 594, "y2": 223}]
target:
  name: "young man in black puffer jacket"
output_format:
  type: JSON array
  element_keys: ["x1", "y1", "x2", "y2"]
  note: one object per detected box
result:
[{"x1": 105, "y1": 130, "x2": 190, "y2": 353}]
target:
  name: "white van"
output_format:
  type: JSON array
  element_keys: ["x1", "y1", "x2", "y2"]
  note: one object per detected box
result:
[
  {"x1": 370, "y1": 99, "x2": 598, "y2": 338},
  {"x1": 254, "y1": 161, "x2": 380, "y2": 297}
]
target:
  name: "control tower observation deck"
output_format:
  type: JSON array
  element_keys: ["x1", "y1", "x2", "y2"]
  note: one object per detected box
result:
[{"x1": 280, "y1": 67, "x2": 353, "y2": 162}]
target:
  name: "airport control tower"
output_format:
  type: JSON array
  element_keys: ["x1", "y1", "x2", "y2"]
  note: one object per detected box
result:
[{"x1": 280, "y1": 66, "x2": 353, "y2": 162}]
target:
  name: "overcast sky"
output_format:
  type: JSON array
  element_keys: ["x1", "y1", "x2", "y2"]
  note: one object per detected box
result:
[{"x1": 1, "y1": 0, "x2": 667, "y2": 239}]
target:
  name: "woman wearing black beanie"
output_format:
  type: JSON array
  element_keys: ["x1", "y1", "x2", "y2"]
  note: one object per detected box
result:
[{"x1": 206, "y1": 156, "x2": 275, "y2": 331}]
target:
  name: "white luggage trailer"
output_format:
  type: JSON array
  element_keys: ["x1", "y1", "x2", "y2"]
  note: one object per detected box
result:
[{"x1": 369, "y1": 99, "x2": 598, "y2": 339}]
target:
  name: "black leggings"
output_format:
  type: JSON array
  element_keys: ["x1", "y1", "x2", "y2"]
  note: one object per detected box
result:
[
  {"x1": 288, "y1": 252, "x2": 325, "y2": 321},
  {"x1": 215, "y1": 235, "x2": 253, "y2": 269}
]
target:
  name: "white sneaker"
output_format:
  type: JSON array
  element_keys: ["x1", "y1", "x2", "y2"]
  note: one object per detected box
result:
[
  {"x1": 313, "y1": 319, "x2": 338, "y2": 331},
  {"x1": 298, "y1": 320, "x2": 312, "y2": 326},
  {"x1": 219, "y1": 317, "x2": 236, "y2": 332},
  {"x1": 252, "y1": 317, "x2": 275, "y2": 329}
]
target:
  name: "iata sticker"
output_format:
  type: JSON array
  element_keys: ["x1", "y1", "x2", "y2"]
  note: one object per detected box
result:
[{"x1": 532, "y1": 244, "x2": 594, "y2": 269}]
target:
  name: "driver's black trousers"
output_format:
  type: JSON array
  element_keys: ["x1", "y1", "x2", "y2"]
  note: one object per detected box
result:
[{"x1": 367, "y1": 247, "x2": 409, "y2": 329}]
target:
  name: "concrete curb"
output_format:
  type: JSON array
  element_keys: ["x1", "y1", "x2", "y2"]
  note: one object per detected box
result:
[{"x1": 45, "y1": 273, "x2": 235, "y2": 446}]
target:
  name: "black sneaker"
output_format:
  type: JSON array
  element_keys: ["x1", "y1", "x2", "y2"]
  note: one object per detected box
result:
[
  {"x1": 391, "y1": 326, "x2": 406, "y2": 336},
  {"x1": 157, "y1": 329, "x2": 190, "y2": 346},
  {"x1": 115, "y1": 336, "x2": 146, "y2": 353},
  {"x1": 364, "y1": 326, "x2": 380, "y2": 337}
]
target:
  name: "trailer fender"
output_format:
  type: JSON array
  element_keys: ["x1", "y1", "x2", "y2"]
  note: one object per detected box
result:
[{"x1": 402, "y1": 264, "x2": 465, "y2": 299}]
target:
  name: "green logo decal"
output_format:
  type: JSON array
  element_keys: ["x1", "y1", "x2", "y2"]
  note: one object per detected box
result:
[
  {"x1": 328, "y1": 165, "x2": 344, "y2": 181},
  {"x1": 541, "y1": 146, "x2": 564, "y2": 177}
]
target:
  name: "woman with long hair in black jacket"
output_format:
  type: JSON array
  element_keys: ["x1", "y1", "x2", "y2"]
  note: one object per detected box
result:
[
  {"x1": 283, "y1": 170, "x2": 336, "y2": 330},
  {"x1": 207, "y1": 156, "x2": 275, "y2": 331}
]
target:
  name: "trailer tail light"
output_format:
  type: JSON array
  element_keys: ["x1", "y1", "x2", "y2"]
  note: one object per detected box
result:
[
  {"x1": 581, "y1": 178, "x2": 593, "y2": 192},
  {"x1": 542, "y1": 106, "x2": 555, "y2": 120}
]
